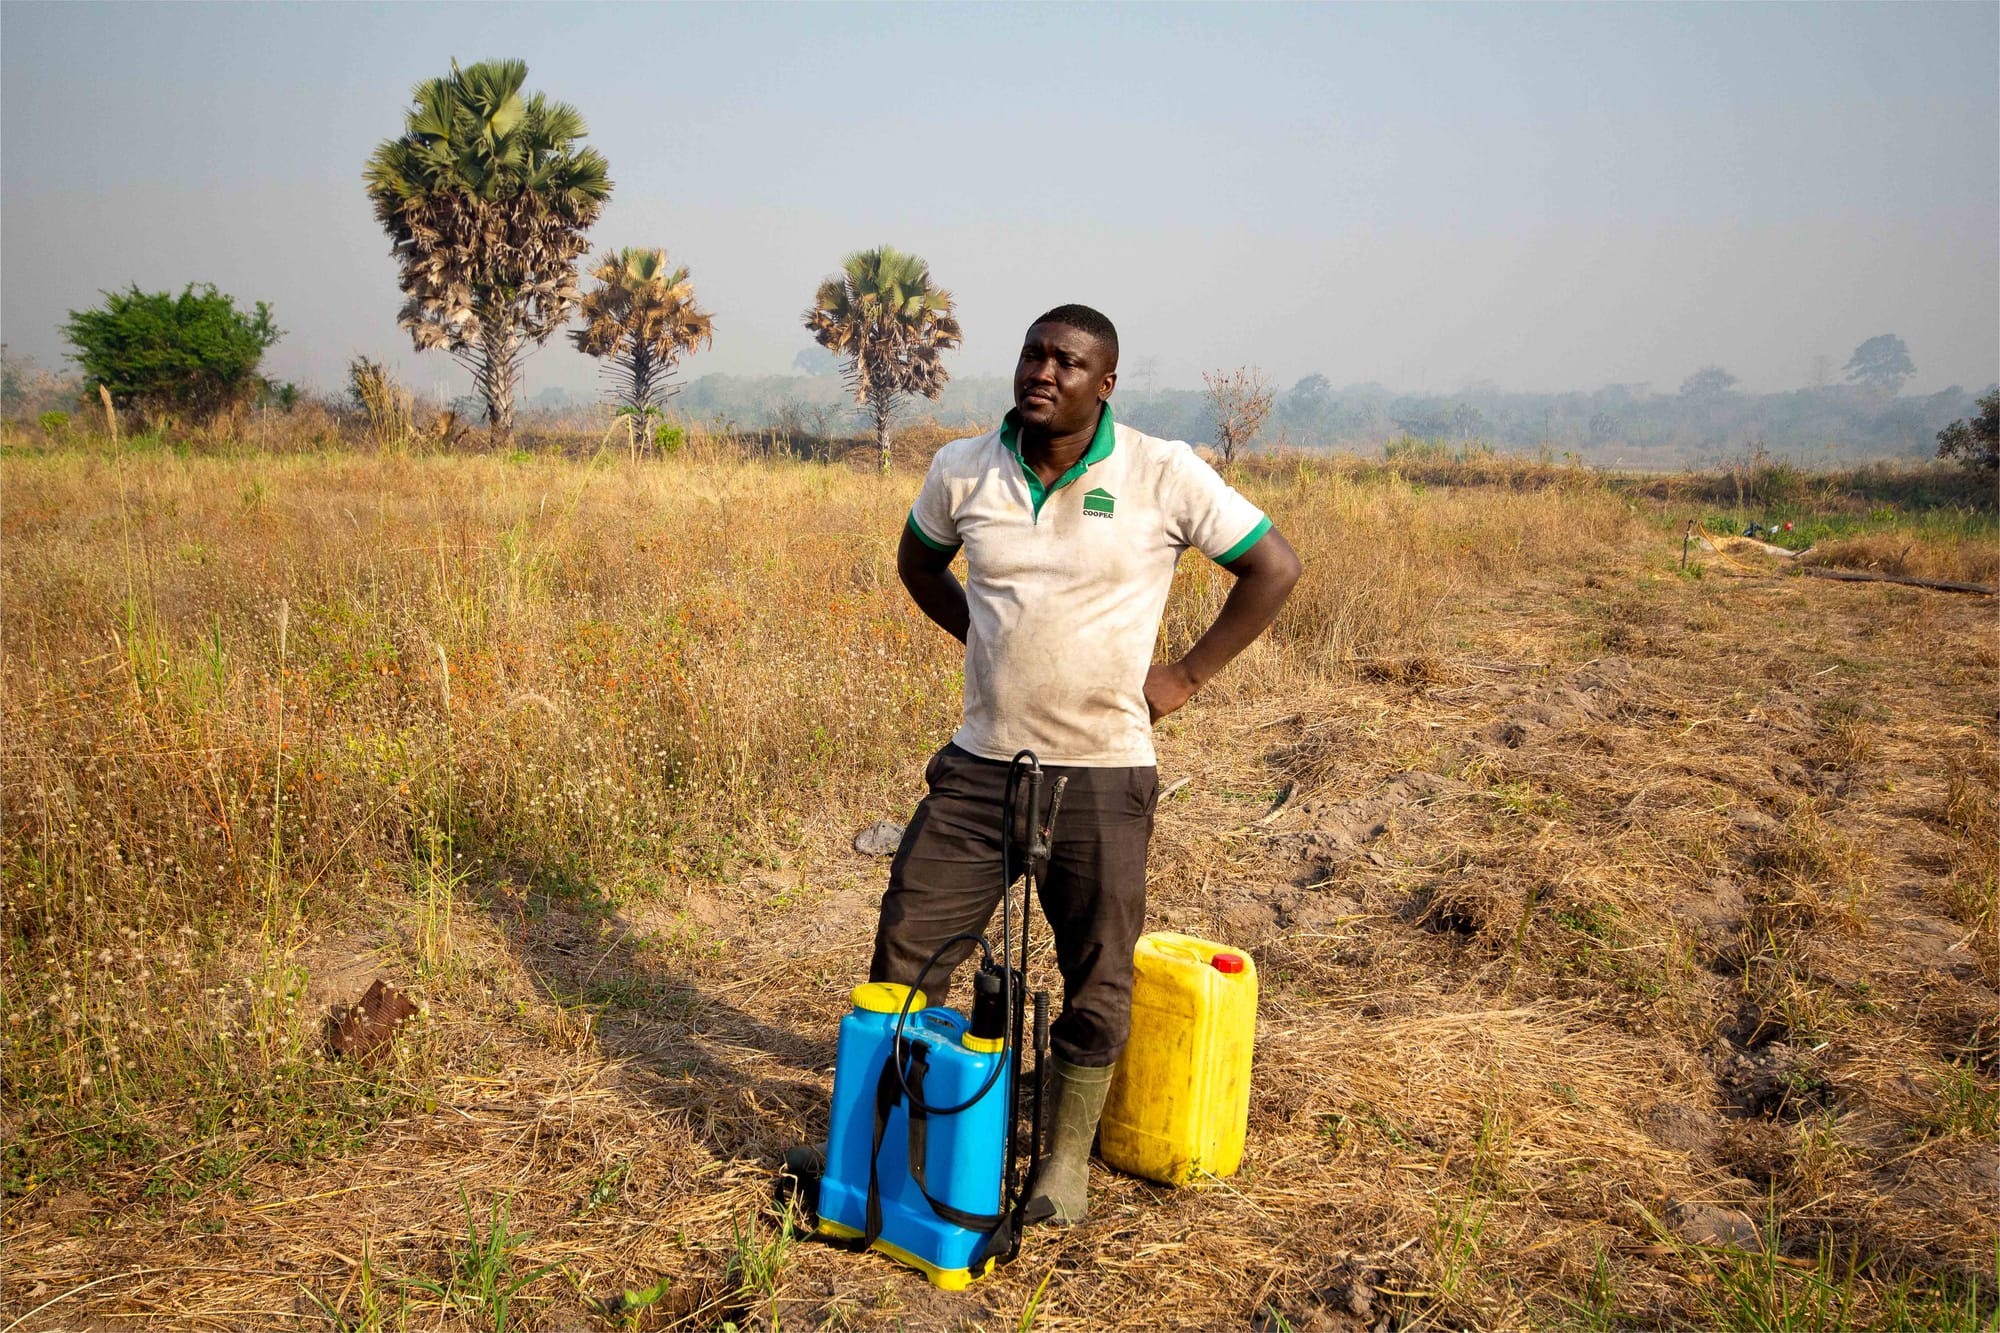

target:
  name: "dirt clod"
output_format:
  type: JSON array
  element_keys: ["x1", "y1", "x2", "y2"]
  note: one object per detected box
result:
[
  {"x1": 326, "y1": 978, "x2": 417, "y2": 1059},
  {"x1": 1676, "y1": 875, "x2": 1747, "y2": 934},
  {"x1": 1730, "y1": 806, "x2": 1780, "y2": 836},
  {"x1": 1716, "y1": 1043, "x2": 1829, "y2": 1120},
  {"x1": 1644, "y1": 1101, "x2": 1721, "y2": 1165},
  {"x1": 1272, "y1": 771, "x2": 1465, "y2": 876},
  {"x1": 1665, "y1": 1197, "x2": 1766, "y2": 1252},
  {"x1": 852, "y1": 820, "x2": 905, "y2": 856},
  {"x1": 39, "y1": 1190, "x2": 93, "y2": 1231},
  {"x1": 1481, "y1": 657, "x2": 1636, "y2": 748}
]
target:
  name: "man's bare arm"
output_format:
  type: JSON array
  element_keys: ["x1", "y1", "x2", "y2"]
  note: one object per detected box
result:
[
  {"x1": 1145, "y1": 527, "x2": 1303, "y2": 722},
  {"x1": 897, "y1": 524, "x2": 970, "y2": 643}
]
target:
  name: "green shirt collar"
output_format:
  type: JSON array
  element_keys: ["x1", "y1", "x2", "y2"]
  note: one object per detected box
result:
[{"x1": 999, "y1": 403, "x2": 1116, "y2": 518}]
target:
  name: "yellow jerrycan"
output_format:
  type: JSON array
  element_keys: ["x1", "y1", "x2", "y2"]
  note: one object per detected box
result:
[{"x1": 1099, "y1": 931, "x2": 1257, "y2": 1185}]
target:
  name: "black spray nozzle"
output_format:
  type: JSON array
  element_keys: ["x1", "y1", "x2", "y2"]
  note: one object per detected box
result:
[
  {"x1": 1018, "y1": 767, "x2": 1068, "y2": 875},
  {"x1": 1042, "y1": 776, "x2": 1068, "y2": 851},
  {"x1": 1025, "y1": 765, "x2": 1046, "y2": 863},
  {"x1": 970, "y1": 962, "x2": 1010, "y2": 1043}
]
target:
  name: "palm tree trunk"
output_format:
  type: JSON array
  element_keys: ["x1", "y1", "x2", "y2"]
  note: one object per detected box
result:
[
  {"x1": 626, "y1": 343, "x2": 653, "y2": 417},
  {"x1": 869, "y1": 376, "x2": 897, "y2": 473},
  {"x1": 480, "y1": 319, "x2": 516, "y2": 448}
]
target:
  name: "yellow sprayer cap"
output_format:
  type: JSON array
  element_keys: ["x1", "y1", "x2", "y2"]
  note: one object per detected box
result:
[
  {"x1": 961, "y1": 1032, "x2": 1004, "y2": 1054},
  {"x1": 851, "y1": 982, "x2": 927, "y2": 1016}
]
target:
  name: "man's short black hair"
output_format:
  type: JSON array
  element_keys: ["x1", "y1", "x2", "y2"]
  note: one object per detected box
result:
[{"x1": 1031, "y1": 304, "x2": 1119, "y2": 368}]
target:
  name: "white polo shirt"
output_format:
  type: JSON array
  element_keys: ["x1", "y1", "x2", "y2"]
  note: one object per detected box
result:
[{"x1": 907, "y1": 406, "x2": 1271, "y2": 767}]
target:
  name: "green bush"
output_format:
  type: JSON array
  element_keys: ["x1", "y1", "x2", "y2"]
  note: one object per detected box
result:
[
  {"x1": 37, "y1": 410, "x2": 69, "y2": 437},
  {"x1": 62, "y1": 283, "x2": 281, "y2": 425},
  {"x1": 655, "y1": 422, "x2": 685, "y2": 454},
  {"x1": 1936, "y1": 391, "x2": 1999, "y2": 474}
]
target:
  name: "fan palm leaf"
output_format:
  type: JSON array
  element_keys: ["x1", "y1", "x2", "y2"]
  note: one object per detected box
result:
[
  {"x1": 363, "y1": 58, "x2": 611, "y2": 445},
  {"x1": 570, "y1": 247, "x2": 714, "y2": 421},
  {"x1": 803, "y1": 246, "x2": 961, "y2": 470}
]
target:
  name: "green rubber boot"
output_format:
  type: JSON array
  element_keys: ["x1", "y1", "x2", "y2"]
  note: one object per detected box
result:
[{"x1": 1026, "y1": 1057, "x2": 1115, "y2": 1226}]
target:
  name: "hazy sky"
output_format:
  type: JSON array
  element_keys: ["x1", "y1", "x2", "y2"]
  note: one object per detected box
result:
[{"x1": 3, "y1": 1, "x2": 1995, "y2": 400}]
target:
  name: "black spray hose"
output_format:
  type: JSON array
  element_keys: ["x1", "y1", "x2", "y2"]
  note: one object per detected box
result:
[
  {"x1": 999, "y1": 753, "x2": 1038, "y2": 1208},
  {"x1": 884, "y1": 752, "x2": 1065, "y2": 1251},
  {"x1": 1026, "y1": 988, "x2": 1050, "y2": 1197},
  {"x1": 891, "y1": 931, "x2": 1003, "y2": 1116},
  {"x1": 889, "y1": 747, "x2": 1047, "y2": 1121},
  {"x1": 1005, "y1": 759, "x2": 1066, "y2": 1218}
]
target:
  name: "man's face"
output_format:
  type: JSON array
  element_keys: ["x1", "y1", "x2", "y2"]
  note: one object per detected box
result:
[{"x1": 1014, "y1": 322, "x2": 1117, "y2": 435}]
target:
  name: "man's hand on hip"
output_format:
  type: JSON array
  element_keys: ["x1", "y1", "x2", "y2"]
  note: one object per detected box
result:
[
  {"x1": 1145, "y1": 661, "x2": 1200, "y2": 723},
  {"x1": 1146, "y1": 527, "x2": 1304, "y2": 724}
]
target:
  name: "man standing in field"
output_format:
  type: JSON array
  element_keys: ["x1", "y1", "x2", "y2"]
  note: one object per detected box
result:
[{"x1": 864, "y1": 304, "x2": 1303, "y2": 1224}]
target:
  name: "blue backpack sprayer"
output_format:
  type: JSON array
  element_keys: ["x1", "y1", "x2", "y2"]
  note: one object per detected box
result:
[{"x1": 794, "y1": 752, "x2": 1066, "y2": 1288}]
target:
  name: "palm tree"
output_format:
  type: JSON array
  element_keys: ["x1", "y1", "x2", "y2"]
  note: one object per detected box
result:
[
  {"x1": 571, "y1": 248, "x2": 714, "y2": 434},
  {"x1": 803, "y1": 247, "x2": 962, "y2": 471},
  {"x1": 364, "y1": 59, "x2": 611, "y2": 446}
]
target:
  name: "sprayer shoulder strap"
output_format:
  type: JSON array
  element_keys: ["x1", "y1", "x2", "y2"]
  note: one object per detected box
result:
[
  {"x1": 858, "y1": 1038, "x2": 904, "y2": 1249},
  {"x1": 897, "y1": 1042, "x2": 1008, "y2": 1235},
  {"x1": 853, "y1": 1041, "x2": 1019, "y2": 1270}
]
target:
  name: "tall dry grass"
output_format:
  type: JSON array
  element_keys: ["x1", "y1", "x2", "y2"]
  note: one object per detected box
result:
[
  {"x1": 0, "y1": 441, "x2": 1647, "y2": 1134},
  {"x1": 1168, "y1": 455, "x2": 1637, "y2": 675},
  {"x1": 11, "y1": 428, "x2": 2000, "y2": 1332}
]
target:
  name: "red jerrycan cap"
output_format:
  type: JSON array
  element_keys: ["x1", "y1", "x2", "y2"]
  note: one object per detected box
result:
[{"x1": 1211, "y1": 952, "x2": 1247, "y2": 974}]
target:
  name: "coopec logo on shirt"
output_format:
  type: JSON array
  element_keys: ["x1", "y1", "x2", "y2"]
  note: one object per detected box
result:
[{"x1": 1082, "y1": 487, "x2": 1116, "y2": 518}]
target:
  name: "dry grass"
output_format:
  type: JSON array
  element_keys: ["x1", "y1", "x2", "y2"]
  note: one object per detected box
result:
[
  {"x1": 3, "y1": 427, "x2": 1995, "y2": 1331},
  {"x1": 1803, "y1": 533, "x2": 2000, "y2": 588}
]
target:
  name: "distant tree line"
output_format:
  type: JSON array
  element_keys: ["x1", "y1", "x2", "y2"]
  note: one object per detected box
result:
[
  {"x1": 14, "y1": 56, "x2": 1990, "y2": 475},
  {"x1": 645, "y1": 361, "x2": 1990, "y2": 470}
]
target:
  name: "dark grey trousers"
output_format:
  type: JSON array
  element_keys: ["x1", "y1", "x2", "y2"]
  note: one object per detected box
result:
[{"x1": 869, "y1": 743, "x2": 1160, "y2": 1067}]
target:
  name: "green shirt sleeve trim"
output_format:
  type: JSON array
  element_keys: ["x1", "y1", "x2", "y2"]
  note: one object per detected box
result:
[
  {"x1": 1214, "y1": 514, "x2": 1272, "y2": 566},
  {"x1": 906, "y1": 510, "x2": 960, "y2": 553}
]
